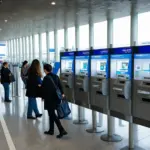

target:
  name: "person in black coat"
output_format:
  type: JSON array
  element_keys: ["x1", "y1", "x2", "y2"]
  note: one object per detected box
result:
[
  {"x1": 42, "y1": 64, "x2": 67, "y2": 138},
  {"x1": 1, "y1": 62, "x2": 11, "y2": 102},
  {"x1": 26, "y1": 59, "x2": 42, "y2": 119}
]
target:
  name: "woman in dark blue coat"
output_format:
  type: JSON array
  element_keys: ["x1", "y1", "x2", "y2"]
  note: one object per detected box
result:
[
  {"x1": 26, "y1": 59, "x2": 42, "y2": 119},
  {"x1": 42, "y1": 64, "x2": 67, "y2": 138}
]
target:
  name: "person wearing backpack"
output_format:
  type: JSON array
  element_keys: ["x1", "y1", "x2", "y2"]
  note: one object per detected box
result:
[{"x1": 42, "y1": 64, "x2": 67, "y2": 138}]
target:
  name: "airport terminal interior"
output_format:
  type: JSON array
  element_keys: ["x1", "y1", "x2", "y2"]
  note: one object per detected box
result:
[{"x1": 1, "y1": 0, "x2": 150, "y2": 150}]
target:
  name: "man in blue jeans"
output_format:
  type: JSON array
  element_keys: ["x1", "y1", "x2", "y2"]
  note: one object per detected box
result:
[{"x1": 1, "y1": 62, "x2": 11, "y2": 102}]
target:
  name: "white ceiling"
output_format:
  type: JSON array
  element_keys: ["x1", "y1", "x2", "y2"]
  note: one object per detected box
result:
[{"x1": 0, "y1": 0, "x2": 150, "y2": 40}]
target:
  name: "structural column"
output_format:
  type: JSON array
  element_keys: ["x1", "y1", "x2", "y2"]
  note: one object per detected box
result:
[
  {"x1": 32, "y1": 34, "x2": 35, "y2": 59},
  {"x1": 73, "y1": 2, "x2": 88, "y2": 125},
  {"x1": 29, "y1": 36, "x2": 32, "y2": 63},
  {"x1": 101, "y1": 8, "x2": 122, "y2": 142},
  {"x1": 46, "y1": 31, "x2": 50, "y2": 63},
  {"x1": 86, "y1": 0, "x2": 104, "y2": 133},
  {"x1": 13, "y1": 39, "x2": 16, "y2": 63},
  {"x1": 39, "y1": 33, "x2": 42, "y2": 64},
  {"x1": 18, "y1": 38, "x2": 21, "y2": 63}
]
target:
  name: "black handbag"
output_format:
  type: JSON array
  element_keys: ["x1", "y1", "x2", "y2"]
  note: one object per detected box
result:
[
  {"x1": 9, "y1": 74, "x2": 15, "y2": 83},
  {"x1": 57, "y1": 100, "x2": 71, "y2": 119}
]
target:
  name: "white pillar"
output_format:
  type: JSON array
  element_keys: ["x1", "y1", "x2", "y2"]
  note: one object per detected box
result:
[
  {"x1": 46, "y1": 31, "x2": 50, "y2": 63},
  {"x1": 39, "y1": 33, "x2": 42, "y2": 63},
  {"x1": 54, "y1": 29, "x2": 58, "y2": 62},
  {"x1": 128, "y1": 0, "x2": 138, "y2": 149},
  {"x1": 32, "y1": 35, "x2": 35, "y2": 60},
  {"x1": 29, "y1": 36, "x2": 32, "y2": 63}
]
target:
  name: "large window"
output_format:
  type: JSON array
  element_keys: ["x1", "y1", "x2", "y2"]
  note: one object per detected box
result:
[
  {"x1": 34, "y1": 34, "x2": 39, "y2": 59},
  {"x1": 57, "y1": 29, "x2": 64, "y2": 61},
  {"x1": 41, "y1": 32, "x2": 47, "y2": 62},
  {"x1": 113, "y1": 16, "x2": 131, "y2": 47},
  {"x1": 138, "y1": 12, "x2": 150, "y2": 45},
  {"x1": 58, "y1": 29, "x2": 64, "y2": 51},
  {"x1": 68, "y1": 27, "x2": 75, "y2": 51},
  {"x1": 79, "y1": 24, "x2": 89, "y2": 50},
  {"x1": 94, "y1": 21, "x2": 107, "y2": 48}
]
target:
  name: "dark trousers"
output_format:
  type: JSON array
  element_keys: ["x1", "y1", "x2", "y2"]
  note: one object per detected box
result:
[
  {"x1": 2, "y1": 83, "x2": 10, "y2": 100},
  {"x1": 48, "y1": 109, "x2": 63, "y2": 133}
]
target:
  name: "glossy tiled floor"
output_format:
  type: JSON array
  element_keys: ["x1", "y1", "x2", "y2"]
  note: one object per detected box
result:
[{"x1": 0, "y1": 80, "x2": 150, "y2": 150}]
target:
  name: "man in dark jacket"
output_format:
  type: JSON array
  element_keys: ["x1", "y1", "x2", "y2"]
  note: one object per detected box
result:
[
  {"x1": 42, "y1": 64, "x2": 67, "y2": 138},
  {"x1": 1, "y1": 62, "x2": 11, "y2": 102}
]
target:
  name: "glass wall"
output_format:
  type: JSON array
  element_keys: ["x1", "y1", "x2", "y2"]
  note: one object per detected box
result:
[
  {"x1": 68, "y1": 27, "x2": 75, "y2": 51},
  {"x1": 34, "y1": 34, "x2": 39, "y2": 59},
  {"x1": 41, "y1": 32, "x2": 47, "y2": 62},
  {"x1": 57, "y1": 29, "x2": 64, "y2": 61},
  {"x1": 94, "y1": 21, "x2": 107, "y2": 48},
  {"x1": 138, "y1": 12, "x2": 150, "y2": 45},
  {"x1": 58, "y1": 29, "x2": 64, "y2": 51},
  {"x1": 113, "y1": 16, "x2": 131, "y2": 47},
  {"x1": 79, "y1": 24, "x2": 89, "y2": 50}
]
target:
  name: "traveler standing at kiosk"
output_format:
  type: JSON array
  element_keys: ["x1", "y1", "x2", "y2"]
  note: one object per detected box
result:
[
  {"x1": 42, "y1": 64, "x2": 67, "y2": 138},
  {"x1": 1, "y1": 62, "x2": 12, "y2": 102},
  {"x1": 26, "y1": 59, "x2": 43, "y2": 119}
]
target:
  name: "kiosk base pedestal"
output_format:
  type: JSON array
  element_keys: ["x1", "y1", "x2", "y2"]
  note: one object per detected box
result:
[
  {"x1": 120, "y1": 146, "x2": 145, "y2": 150},
  {"x1": 73, "y1": 120, "x2": 88, "y2": 125},
  {"x1": 101, "y1": 134, "x2": 122, "y2": 142},
  {"x1": 86, "y1": 127, "x2": 104, "y2": 133}
]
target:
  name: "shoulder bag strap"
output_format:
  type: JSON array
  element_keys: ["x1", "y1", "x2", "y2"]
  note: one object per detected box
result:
[{"x1": 47, "y1": 75, "x2": 58, "y2": 90}]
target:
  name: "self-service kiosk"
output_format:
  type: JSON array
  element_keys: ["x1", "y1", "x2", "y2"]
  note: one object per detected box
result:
[
  {"x1": 74, "y1": 50, "x2": 90, "y2": 108},
  {"x1": 110, "y1": 47, "x2": 133, "y2": 120},
  {"x1": 133, "y1": 45, "x2": 150, "y2": 127},
  {"x1": 60, "y1": 52, "x2": 75, "y2": 103},
  {"x1": 90, "y1": 49, "x2": 109, "y2": 113}
]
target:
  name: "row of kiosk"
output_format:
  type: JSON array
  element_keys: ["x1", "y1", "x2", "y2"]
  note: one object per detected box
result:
[{"x1": 60, "y1": 45, "x2": 150, "y2": 128}]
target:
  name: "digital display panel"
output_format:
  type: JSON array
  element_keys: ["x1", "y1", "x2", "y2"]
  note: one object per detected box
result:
[
  {"x1": 134, "y1": 54, "x2": 150, "y2": 80},
  {"x1": 111, "y1": 54, "x2": 132, "y2": 79},
  {"x1": 91, "y1": 55, "x2": 108, "y2": 78},
  {"x1": 61, "y1": 56, "x2": 74, "y2": 73},
  {"x1": 75, "y1": 56, "x2": 89, "y2": 76}
]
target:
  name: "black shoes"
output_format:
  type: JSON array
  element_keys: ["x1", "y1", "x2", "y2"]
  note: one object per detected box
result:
[
  {"x1": 44, "y1": 130, "x2": 67, "y2": 138},
  {"x1": 36, "y1": 114, "x2": 43, "y2": 118},
  {"x1": 27, "y1": 114, "x2": 43, "y2": 120},
  {"x1": 56, "y1": 130, "x2": 68, "y2": 139},
  {"x1": 44, "y1": 130, "x2": 54, "y2": 135},
  {"x1": 27, "y1": 116, "x2": 36, "y2": 119},
  {"x1": 4, "y1": 99, "x2": 11, "y2": 103}
]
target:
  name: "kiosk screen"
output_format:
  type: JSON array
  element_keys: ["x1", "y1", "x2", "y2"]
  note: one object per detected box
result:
[
  {"x1": 75, "y1": 56, "x2": 89, "y2": 76},
  {"x1": 91, "y1": 55, "x2": 108, "y2": 78},
  {"x1": 111, "y1": 54, "x2": 132, "y2": 79},
  {"x1": 134, "y1": 54, "x2": 150, "y2": 80},
  {"x1": 61, "y1": 56, "x2": 74, "y2": 73}
]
